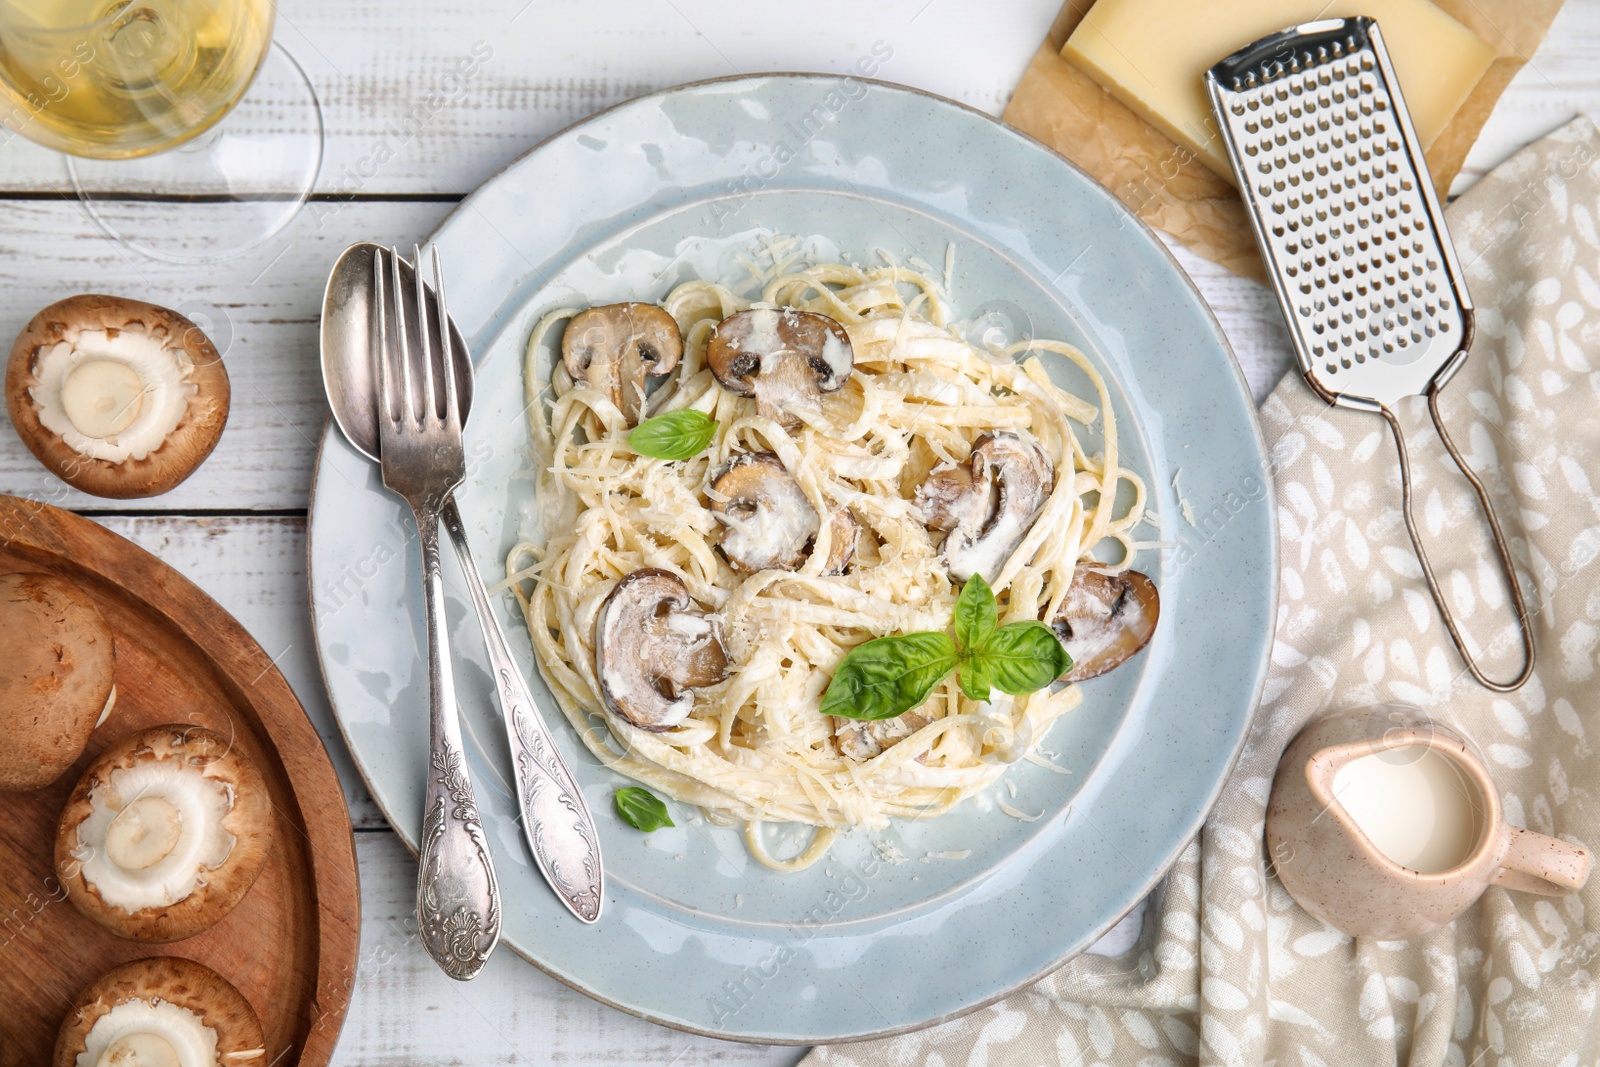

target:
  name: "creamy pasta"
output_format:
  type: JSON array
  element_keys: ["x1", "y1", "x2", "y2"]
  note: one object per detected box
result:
[{"x1": 507, "y1": 244, "x2": 1147, "y2": 871}]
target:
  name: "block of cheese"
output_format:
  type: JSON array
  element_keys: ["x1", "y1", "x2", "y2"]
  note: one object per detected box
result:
[{"x1": 1062, "y1": 0, "x2": 1495, "y2": 181}]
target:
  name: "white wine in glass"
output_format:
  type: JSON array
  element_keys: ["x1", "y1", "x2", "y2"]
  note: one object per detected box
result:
[
  {"x1": 0, "y1": 0, "x2": 321, "y2": 261},
  {"x1": 0, "y1": 0, "x2": 273, "y2": 158}
]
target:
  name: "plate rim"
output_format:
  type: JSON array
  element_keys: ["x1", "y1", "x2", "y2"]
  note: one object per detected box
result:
[{"x1": 307, "y1": 71, "x2": 1278, "y2": 1044}]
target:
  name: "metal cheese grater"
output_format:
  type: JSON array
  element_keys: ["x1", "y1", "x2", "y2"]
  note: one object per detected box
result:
[{"x1": 1205, "y1": 17, "x2": 1535, "y2": 691}]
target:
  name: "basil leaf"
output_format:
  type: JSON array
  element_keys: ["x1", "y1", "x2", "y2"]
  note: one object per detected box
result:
[
  {"x1": 969, "y1": 621, "x2": 1073, "y2": 695},
  {"x1": 820, "y1": 632, "x2": 959, "y2": 721},
  {"x1": 958, "y1": 657, "x2": 994, "y2": 704},
  {"x1": 953, "y1": 575, "x2": 997, "y2": 653},
  {"x1": 627, "y1": 409, "x2": 718, "y2": 460},
  {"x1": 614, "y1": 786, "x2": 674, "y2": 831}
]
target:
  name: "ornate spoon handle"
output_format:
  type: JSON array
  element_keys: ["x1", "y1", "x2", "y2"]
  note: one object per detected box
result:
[
  {"x1": 442, "y1": 495, "x2": 604, "y2": 923},
  {"x1": 413, "y1": 501, "x2": 502, "y2": 978}
]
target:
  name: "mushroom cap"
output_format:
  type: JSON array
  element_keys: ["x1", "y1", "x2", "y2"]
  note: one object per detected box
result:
[
  {"x1": 53, "y1": 956, "x2": 266, "y2": 1067},
  {"x1": 834, "y1": 708, "x2": 932, "y2": 762},
  {"x1": 913, "y1": 430, "x2": 1055, "y2": 583},
  {"x1": 706, "y1": 308, "x2": 853, "y2": 427},
  {"x1": 818, "y1": 509, "x2": 860, "y2": 576},
  {"x1": 594, "y1": 568, "x2": 728, "y2": 732},
  {"x1": 55, "y1": 724, "x2": 271, "y2": 943},
  {"x1": 0, "y1": 572, "x2": 116, "y2": 791},
  {"x1": 708, "y1": 452, "x2": 819, "y2": 572},
  {"x1": 6, "y1": 295, "x2": 230, "y2": 499},
  {"x1": 1050, "y1": 567, "x2": 1160, "y2": 681},
  {"x1": 708, "y1": 452, "x2": 859, "y2": 574},
  {"x1": 561, "y1": 302, "x2": 682, "y2": 427}
]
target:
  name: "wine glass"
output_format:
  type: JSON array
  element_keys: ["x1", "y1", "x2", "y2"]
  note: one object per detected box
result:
[{"x1": 0, "y1": 0, "x2": 323, "y2": 262}]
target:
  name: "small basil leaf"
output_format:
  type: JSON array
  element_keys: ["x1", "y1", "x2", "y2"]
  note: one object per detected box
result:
[
  {"x1": 614, "y1": 786, "x2": 674, "y2": 831},
  {"x1": 820, "y1": 632, "x2": 959, "y2": 721},
  {"x1": 958, "y1": 657, "x2": 993, "y2": 704},
  {"x1": 627, "y1": 409, "x2": 718, "y2": 460},
  {"x1": 970, "y1": 621, "x2": 1073, "y2": 695},
  {"x1": 953, "y1": 574, "x2": 997, "y2": 653}
]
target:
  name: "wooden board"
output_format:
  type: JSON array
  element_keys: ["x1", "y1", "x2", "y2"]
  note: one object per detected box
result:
[{"x1": 0, "y1": 496, "x2": 360, "y2": 1067}]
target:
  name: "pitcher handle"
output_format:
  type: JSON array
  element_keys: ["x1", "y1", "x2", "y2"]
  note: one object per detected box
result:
[{"x1": 1492, "y1": 827, "x2": 1593, "y2": 895}]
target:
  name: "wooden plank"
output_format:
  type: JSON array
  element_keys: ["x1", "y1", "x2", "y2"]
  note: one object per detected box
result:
[
  {"x1": 0, "y1": 0, "x2": 1592, "y2": 199},
  {"x1": 0, "y1": 0, "x2": 1065, "y2": 196},
  {"x1": 0, "y1": 198, "x2": 454, "y2": 512},
  {"x1": 335, "y1": 830, "x2": 804, "y2": 1067}
]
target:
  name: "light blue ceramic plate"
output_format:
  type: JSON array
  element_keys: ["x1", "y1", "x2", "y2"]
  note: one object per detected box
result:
[{"x1": 308, "y1": 74, "x2": 1276, "y2": 1043}]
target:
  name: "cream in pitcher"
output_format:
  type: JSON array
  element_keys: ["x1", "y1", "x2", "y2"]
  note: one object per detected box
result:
[{"x1": 1267, "y1": 706, "x2": 1592, "y2": 940}]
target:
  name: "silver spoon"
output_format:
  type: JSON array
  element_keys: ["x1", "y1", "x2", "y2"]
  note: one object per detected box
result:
[{"x1": 321, "y1": 241, "x2": 604, "y2": 924}]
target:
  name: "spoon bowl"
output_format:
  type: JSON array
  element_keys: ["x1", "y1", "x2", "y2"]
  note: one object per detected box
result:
[{"x1": 321, "y1": 241, "x2": 473, "y2": 460}]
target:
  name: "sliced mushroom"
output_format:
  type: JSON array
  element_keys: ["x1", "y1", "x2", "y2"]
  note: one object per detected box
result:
[
  {"x1": 1049, "y1": 566, "x2": 1160, "y2": 681},
  {"x1": 56, "y1": 724, "x2": 271, "y2": 943},
  {"x1": 0, "y1": 572, "x2": 116, "y2": 791},
  {"x1": 913, "y1": 430, "x2": 1054, "y2": 583},
  {"x1": 561, "y1": 303, "x2": 683, "y2": 427},
  {"x1": 53, "y1": 956, "x2": 266, "y2": 1067},
  {"x1": 595, "y1": 569, "x2": 729, "y2": 732},
  {"x1": 817, "y1": 509, "x2": 860, "y2": 576},
  {"x1": 833, "y1": 710, "x2": 932, "y2": 761},
  {"x1": 6, "y1": 295, "x2": 230, "y2": 499},
  {"x1": 708, "y1": 452, "x2": 858, "y2": 574},
  {"x1": 706, "y1": 308, "x2": 853, "y2": 427}
]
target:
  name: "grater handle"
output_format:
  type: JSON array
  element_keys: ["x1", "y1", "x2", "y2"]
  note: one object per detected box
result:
[{"x1": 1379, "y1": 387, "x2": 1536, "y2": 692}]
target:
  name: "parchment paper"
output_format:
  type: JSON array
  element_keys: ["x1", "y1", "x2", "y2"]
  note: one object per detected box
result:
[{"x1": 1004, "y1": 0, "x2": 1566, "y2": 281}]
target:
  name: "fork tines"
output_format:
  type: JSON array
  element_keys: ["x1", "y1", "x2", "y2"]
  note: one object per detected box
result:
[{"x1": 373, "y1": 244, "x2": 460, "y2": 432}]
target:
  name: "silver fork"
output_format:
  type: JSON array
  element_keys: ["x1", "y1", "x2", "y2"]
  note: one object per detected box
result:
[{"x1": 374, "y1": 244, "x2": 501, "y2": 980}]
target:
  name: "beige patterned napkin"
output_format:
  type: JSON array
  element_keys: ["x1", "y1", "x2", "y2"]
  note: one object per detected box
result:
[{"x1": 808, "y1": 116, "x2": 1600, "y2": 1067}]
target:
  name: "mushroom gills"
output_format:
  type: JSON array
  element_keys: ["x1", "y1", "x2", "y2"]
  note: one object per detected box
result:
[
  {"x1": 74, "y1": 760, "x2": 236, "y2": 912},
  {"x1": 77, "y1": 999, "x2": 217, "y2": 1067},
  {"x1": 1050, "y1": 567, "x2": 1160, "y2": 681},
  {"x1": 913, "y1": 430, "x2": 1054, "y2": 583},
  {"x1": 28, "y1": 331, "x2": 195, "y2": 463},
  {"x1": 834, "y1": 710, "x2": 933, "y2": 761},
  {"x1": 706, "y1": 308, "x2": 854, "y2": 427},
  {"x1": 560, "y1": 303, "x2": 682, "y2": 427},
  {"x1": 595, "y1": 569, "x2": 729, "y2": 732}
]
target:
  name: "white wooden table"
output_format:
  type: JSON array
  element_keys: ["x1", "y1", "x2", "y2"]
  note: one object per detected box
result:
[{"x1": 2, "y1": 2, "x2": 1595, "y2": 1061}]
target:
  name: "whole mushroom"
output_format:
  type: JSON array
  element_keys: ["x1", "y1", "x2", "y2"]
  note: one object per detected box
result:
[
  {"x1": 708, "y1": 452, "x2": 857, "y2": 574},
  {"x1": 54, "y1": 956, "x2": 266, "y2": 1067},
  {"x1": 55, "y1": 724, "x2": 271, "y2": 943},
  {"x1": 0, "y1": 572, "x2": 116, "y2": 791},
  {"x1": 6, "y1": 295, "x2": 230, "y2": 499},
  {"x1": 594, "y1": 569, "x2": 730, "y2": 732},
  {"x1": 706, "y1": 308, "x2": 853, "y2": 427},
  {"x1": 561, "y1": 303, "x2": 683, "y2": 427},
  {"x1": 914, "y1": 430, "x2": 1054, "y2": 583},
  {"x1": 1049, "y1": 566, "x2": 1160, "y2": 681}
]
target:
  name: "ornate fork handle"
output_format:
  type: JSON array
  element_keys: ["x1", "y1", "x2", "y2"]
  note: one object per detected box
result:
[
  {"x1": 413, "y1": 499, "x2": 502, "y2": 978},
  {"x1": 441, "y1": 496, "x2": 604, "y2": 922}
]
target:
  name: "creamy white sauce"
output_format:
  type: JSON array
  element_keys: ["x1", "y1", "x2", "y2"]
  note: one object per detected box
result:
[
  {"x1": 74, "y1": 761, "x2": 236, "y2": 912},
  {"x1": 30, "y1": 331, "x2": 196, "y2": 463},
  {"x1": 76, "y1": 999, "x2": 219, "y2": 1067},
  {"x1": 817, "y1": 329, "x2": 851, "y2": 385},
  {"x1": 718, "y1": 471, "x2": 819, "y2": 569},
  {"x1": 743, "y1": 307, "x2": 784, "y2": 357}
]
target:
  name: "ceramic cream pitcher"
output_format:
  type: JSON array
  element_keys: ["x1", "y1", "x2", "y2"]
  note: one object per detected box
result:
[{"x1": 1266, "y1": 705, "x2": 1592, "y2": 939}]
